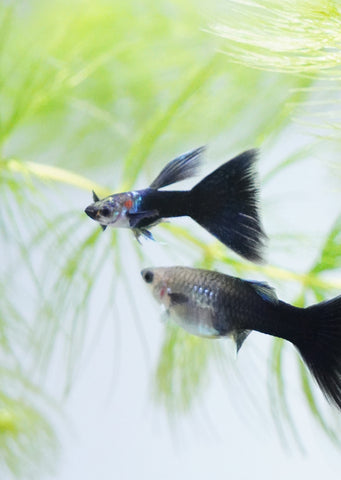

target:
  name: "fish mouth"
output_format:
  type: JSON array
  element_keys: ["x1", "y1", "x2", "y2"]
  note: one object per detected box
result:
[{"x1": 84, "y1": 205, "x2": 97, "y2": 220}]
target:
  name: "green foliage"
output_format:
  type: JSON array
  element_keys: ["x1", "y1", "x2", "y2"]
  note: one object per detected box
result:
[
  {"x1": 155, "y1": 323, "x2": 217, "y2": 413},
  {"x1": 1, "y1": 0, "x2": 341, "y2": 475},
  {"x1": 311, "y1": 214, "x2": 341, "y2": 275},
  {"x1": 0, "y1": 385, "x2": 59, "y2": 480},
  {"x1": 213, "y1": 0, "x2": 341, "y2": 73}
]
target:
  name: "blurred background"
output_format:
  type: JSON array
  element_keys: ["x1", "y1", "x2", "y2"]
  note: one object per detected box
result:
[{"x1": 1, "y1": 0, "x2": 341, "y2": 478}]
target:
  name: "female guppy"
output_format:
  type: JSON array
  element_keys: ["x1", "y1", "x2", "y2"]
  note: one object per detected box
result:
[
  {"x1": 85, "y1": 147, "x2": 267, "y2": 262},
  {"x1": 141, "y1": 266, "x2": 341, "y2": 411}
]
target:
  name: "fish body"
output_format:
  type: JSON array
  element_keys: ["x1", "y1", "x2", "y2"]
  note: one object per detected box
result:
[
  {"x1": 141, "y1": 266, "x2": 291, "y2": 347},
  {"x1": 85, "y1": 146, "x2": 267, "y2": 262},
  {"x1": 141, "y1": 266, "x2": 341, "y2": 410}
]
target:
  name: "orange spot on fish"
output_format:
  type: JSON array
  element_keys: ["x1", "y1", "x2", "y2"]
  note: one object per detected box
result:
[{"x1": 124, "y1": 199, "x2": 133, "y2": 209}]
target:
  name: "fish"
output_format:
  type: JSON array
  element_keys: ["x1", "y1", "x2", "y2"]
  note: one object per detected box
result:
[
  {"x1": 141, "y1": 265, "x2": 341, "y2": 410},
  {"x1": 85, "y1": 146, "x2": 267, "y2": 262}
]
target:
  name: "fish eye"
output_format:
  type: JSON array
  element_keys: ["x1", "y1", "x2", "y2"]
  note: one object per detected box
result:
[
  {"x1": 142, "y1": 270, "x2": 154, "y2": 284},
  {"x1": 100, "y1": 206, "x2": 111, "y2": 217}
]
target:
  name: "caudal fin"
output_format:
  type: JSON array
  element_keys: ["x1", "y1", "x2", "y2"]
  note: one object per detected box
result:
[
  {"x1": 189, "y1": 149, "x2": 267, "y2": 262},
  {"x1": 295, "y1": 295, "x2": 341, "y2": 410}
]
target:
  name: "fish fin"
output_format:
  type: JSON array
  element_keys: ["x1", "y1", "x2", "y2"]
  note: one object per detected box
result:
[
  {"x1": 129, "y1": 210, "x2": 159, "y2": 229},
  {"x1": 133, "y1": 228, "x2": 155, "y2": 243},
  {"x1": 248, "y1": 280, "x2": 278, "y2": 304},
  {"x1": 140, "y1": 229, "x2": 155, "y2": 241},
  {"x1": 292, "y1": 295, "x2": 341, "y2": 411},
  {"x1": 92, "y1": 190, "x2": 100, "y2": 202},
  {"x1": 189, "y1": 149, "x2": 267, "y2": 263},
  {"x1": 233, "y1": 329, "x2": 251, "y2": 353},
  {"x1": 101, "y1": 225, "x2": 107, "y2": 231},
  {"x1": 133, "y1": 230, "x2": 143, "y2": 244},
  {"x1": 168, "y1": 292, "x2": 189, "y2": 306},
  {"x1": 149, "y1": 146, "x2": 205, "y2": 190},
  {"x1": 160, "y1": 308, "x2": 170, "y2": 323}
]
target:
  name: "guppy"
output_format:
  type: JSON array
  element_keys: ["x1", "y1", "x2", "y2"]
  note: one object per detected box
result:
[
  {"x1": 85, "y1": 147, "x2": 267, "y2": 262},
  {"x1": 141, "y1": 266, "x2": 341, "y2": 411}
]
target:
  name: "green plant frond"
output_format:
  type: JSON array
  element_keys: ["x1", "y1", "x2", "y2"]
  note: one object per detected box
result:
[
  {"x1": 3, "y1": 157, "x2": 110, "y2": 197},
  {"x1": 0, "y1": 400, "x2": 57, "y2": 479},
  {"x1": 0, "y1": 366, "x2": 59, "y2": 480},
  {"x1": 160, "y1": 223, "x2": 341, "y2": 291},
  {"x1": 213, "y1": 0, "x2": 341, "y2": 74},
  {"x1": 155, "y1": 323, "x2": 216, "y2": 413},
  {"x1": 263, "y1": 142, "x2": 320, "y2": 184},
  {"x1": 267, "y1": 338, "x2": 305, "y2": 451},
  {"x1": 32, "y1": 227, "x2": 109, "y2": 380},
  {"x1": 0, "y1": 284, "x2": 31, "y2": 365},
  {"x1": 1, "y1": 0, "x2": 315, "y2": 174},
  {"x1": 121, "y1": 53, "x2": 220, "y2": 190},
  {"x1": 310, "y1": 213, "x2": 341, "y2": 274},
  {"x1": 297, "y1": 357, "x2": 340, "y2": 445},
  {"x1": 0, "y1": 395, "x2": 58, "y2": 480}
]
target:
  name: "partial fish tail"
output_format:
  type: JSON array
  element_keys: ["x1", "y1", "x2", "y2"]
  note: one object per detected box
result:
[
  {"x1": 291, "y1": 295, "x2": 341, "y2": 410},
  {"x1": 188, "y1": 149, "x2": 267, "y2": 262},
  {"x1": 238, "y1": 282, "x2": 341, "y2": 411}
]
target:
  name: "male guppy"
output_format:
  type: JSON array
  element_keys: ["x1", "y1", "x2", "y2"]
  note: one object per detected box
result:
[
  {"x1": 141, "y1": 266, "x2": 341, "y2": 411},
  {"x1": 85, "y1": 147, "x2": 267, "y2": 262}
]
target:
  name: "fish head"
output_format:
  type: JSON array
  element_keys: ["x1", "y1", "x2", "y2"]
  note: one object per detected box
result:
[
  {"x1": 85, "y1": 191, "x2": 137, "y2": 229},
  {"x1": 141, "y1": 266, "x2": 221, "y2": 338},
  {"x1": 141, "y1": 267, "x2": 174, "y2": 310}
]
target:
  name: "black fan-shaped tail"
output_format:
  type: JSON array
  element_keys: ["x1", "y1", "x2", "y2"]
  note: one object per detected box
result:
[
  {"x1": 294, "y1": 295, "x2": 341, "y2": 410},
  {"x1": 188, "y1": 149, "x2": 267, "y2": 262}
]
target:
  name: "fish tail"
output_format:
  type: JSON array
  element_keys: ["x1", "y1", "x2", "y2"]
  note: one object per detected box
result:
[
  {"x1": 292, "y1": 295, "x2": 341, "y2": 410},
  {"x1": 188, "y1": 149, "x2": 267, "y2": 262}
]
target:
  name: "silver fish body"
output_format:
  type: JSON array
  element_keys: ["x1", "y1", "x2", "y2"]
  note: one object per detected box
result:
[
  {"x1": 141, "y1": 265, "x2": 341, "y2": 411},
  {"x1": 148, "y1": 267, "x2": 223, "y2": 338},
  {"x1": 141, "y1": 266, "x2": 278, "y2": 347}
]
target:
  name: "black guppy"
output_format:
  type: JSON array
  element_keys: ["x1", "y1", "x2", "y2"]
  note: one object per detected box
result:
[
  {"x1": 141, "y1": 266, "x2": 341, "y2": 411},
  {"x1": 85, "y1": 147, "x2": 267, "y2": 262}
]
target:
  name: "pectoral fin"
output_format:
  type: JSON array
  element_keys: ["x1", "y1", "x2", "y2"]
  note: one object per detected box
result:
[
  {"x1": 133, "y1": 228, "x2": 155, "y2": 243},
  {"x1": 128, "y1": 210, "x2": 159, "y2": 229},
  {"x1": 168, "y1": 292, "x2": 189, "y2": 306}
]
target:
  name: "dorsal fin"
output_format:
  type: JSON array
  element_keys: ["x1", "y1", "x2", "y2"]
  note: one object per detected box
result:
[
  {"x1": 92, "y1": 190, "x2": 100, "y2": 202},
  {"x1": 249, "y1": 280, "x2": 278, "y2": 304},
  {"x1": 149, "y1": 146, "x2": 205, "y2": 190}
]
